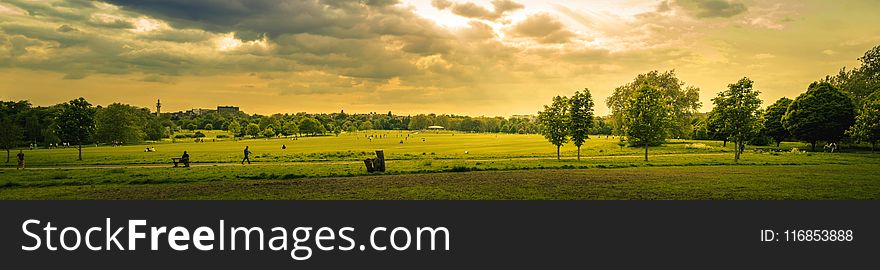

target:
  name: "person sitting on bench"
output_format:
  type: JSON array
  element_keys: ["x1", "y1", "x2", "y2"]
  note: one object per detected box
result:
[{"x1": 173, "y1": 151, "x2": 191, "y2": 167}]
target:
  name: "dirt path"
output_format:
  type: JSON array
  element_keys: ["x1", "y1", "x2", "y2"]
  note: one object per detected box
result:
[{"x1": 0, "y1": 152, "x2": 730, "y2": 170}]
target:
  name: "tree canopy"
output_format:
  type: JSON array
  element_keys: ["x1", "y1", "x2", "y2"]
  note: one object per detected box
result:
[
  {"x1": 538, "y1": 95, "x2": 569, "y2": 160},
  {"x1": 607, "y1": 70, "x2": 701, "y2": 139},
  {"x1": 622, "y1": 84, "x2": 670, "y2": 161},
  {"x1": 783, "y1": 82, "x2": 855, "y2": 151},
  {"x1": 568, "y1": 89, "x2": 595, "y2": 160},
  {"x1": 96, "y1": 103, "x2": 149, "y2": 145},
  {"x1": 762, "y1": 97, "x2": 793, "y2": 147},
  {"x1": 711, "y1": 78, "x2": 762, "y2": 161},
  {"x1": 56, "y1": 97, "x2": 96, "y2": 160},
  {"x1": 849, "y1": 92, "x2": 880, "y2": 152}
]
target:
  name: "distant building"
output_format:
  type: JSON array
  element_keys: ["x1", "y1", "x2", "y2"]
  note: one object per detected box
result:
[{"x1": 217, "y1": 106, "x2": 240, "y2": 114}]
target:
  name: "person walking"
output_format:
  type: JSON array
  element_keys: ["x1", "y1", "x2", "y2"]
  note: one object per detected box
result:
[
  {"x1": 17, "y1": 150, "x2": 25, "y2": 170},
  {"x1": 241, "y1": 146, "x2": 252, "y2": 165}
]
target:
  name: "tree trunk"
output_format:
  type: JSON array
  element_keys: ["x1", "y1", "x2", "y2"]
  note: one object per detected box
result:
[
  {"x1": 644, "y1": 143, "x2": 648, "y2": 162},
  {"x1": 810, "y1": 141, "x2": 816, "y2": 152},
  {"x1": 776, "y1": 141, "x2": 780, "y2": 148},
  {"x1": 723, "y1": 140, "x2": 727, "y2": 147},
  {"x1": 78, "y1": 144, "x2": 83, "y2": 161},
  {"x1": 556, "y1": 145, "x2": 561, "y2": 160},
  {"x1": 872, "y1": 142, "x2": 875, "y2": 153},
  {"x1": 5, "y1": 149, "x2": 8, "y2": 163},
  {"x1": 734, "y1": 141, "x2": 740, "y2": 162},
  {"x1": 577, "y1": 146, "x2": 581, "y2": 161}
]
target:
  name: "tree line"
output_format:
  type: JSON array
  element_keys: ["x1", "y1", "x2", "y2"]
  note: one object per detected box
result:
[
  {"x1": 0, "y1": 98, "x2": 553, "y2": 161},
  {"x1": 538, "y1": 45, "x2": 880, "y2": 161}
]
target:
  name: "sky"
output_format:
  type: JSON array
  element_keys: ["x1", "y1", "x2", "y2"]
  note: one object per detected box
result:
[{"x1": 1, "y1": 0, "x2": 879, "y2": 116}]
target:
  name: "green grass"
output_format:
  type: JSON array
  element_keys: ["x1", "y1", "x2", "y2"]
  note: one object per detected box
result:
[
  {"x1": 1, "y1": 130, "x2": 878, "y2": 200},
  {"x1": 6, "y1": 130, "x2": 777, "y2": 166}
]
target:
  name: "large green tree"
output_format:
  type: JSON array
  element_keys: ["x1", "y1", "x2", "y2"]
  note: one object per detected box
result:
[
  {"x1": 0, "y1": 116, "x2": 22, "y2": 163},
  {"x1": 96, "y1": 103, "x2": 149, "y2": 145},
  {"x1": 0, "y1": 101, "x2": 29, "y2": 162},
  {"x1": 826, "y1": 45, "x2": 880, "y2": 107},
  {"x1": 298, "y1": 117, "x2": 325, "y2": 136},
  {"x1": 281, "y1": 121, "x2": 299, "y2": 137},
  {"x1": 538, "y1": 96, "x2": 569, "y2": 160},
  {"x1": 783, "y1": 82, "x2": 855, "y2": 151},
  {"x1": 144, "y1": 117, "x2": 169, "y2": 141},
  {"x1": 849, "y1": 93, "x2": 880, "y2": 152},
  {"x1": 245, "y1": 123, "x2": 261, "y2": 137},
  {"x1": 568, "y1": 89, "x2": 595, "y2": 160},
  {"x1": 705, "y1": 109, "x2": 729, "y2": 146},
  {"x1": 762, "y1": 97, "x2": 793, "y2": 147},
  {"x1": 712, "y1": 78, "x2": 763, "y2": 162},
  {"x1": 56, "y1": 98, "x2": 96, "y2": 161},
  {"x1": 408, "y1": 114, "x2": 431, "y2": 130},
  {"x1": 622, "y1": 84, "x2": 670, "y2": 161},
  {"x1": 227, "y1": 120, "x2": 242, "y2": 138},
  {"x1": 607, "y1": 70, "x2": 701, "y2": 139}
]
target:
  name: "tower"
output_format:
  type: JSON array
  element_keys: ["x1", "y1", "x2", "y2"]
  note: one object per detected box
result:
[{"x1": 156, "y1": 99, "x2": 161, "y2": 116}]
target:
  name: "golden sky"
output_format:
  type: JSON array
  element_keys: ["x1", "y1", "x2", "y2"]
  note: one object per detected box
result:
[{"x1": 1, "y1": 0, "x2": 879, "y2": 116}]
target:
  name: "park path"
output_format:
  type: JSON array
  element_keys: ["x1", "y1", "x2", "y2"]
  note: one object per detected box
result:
[{"x1": 0, "y1": 152, "x2": 729, "y2": 170}]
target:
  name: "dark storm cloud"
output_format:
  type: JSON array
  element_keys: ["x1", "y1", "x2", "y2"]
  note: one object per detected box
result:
[{"x1": 102, "y1": 0, "x2": 402, "y2": 37}]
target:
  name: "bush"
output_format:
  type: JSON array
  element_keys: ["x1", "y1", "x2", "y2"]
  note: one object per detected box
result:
[
  {"x1": 216, "y1": 134, "x2": 229, "y2": 139},
  {"x1": 194, "y1": 131, "x2": 206, "y2": 138}
]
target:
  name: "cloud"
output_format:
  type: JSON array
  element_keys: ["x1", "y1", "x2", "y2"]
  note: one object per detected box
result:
[
  {"x1": 432, "y1": 0, "x2": 523, "y2": 21},
  {"x1": 506, "y1": 13, "x2": 576, "y2": 44},
  {"x1": 753, "y1": 53, "x2": 775, "y2": 60},
  {"x1": 677, "y1": 0, "x2": 748, "y2": 18},
  {"x1": 56, "y1": 24, "x2": 79, "y2": 32}
]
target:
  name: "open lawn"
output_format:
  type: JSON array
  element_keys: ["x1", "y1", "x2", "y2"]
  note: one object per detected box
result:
[{"x1": 1, "y1": 131, "x2": 878, "y2": 200}]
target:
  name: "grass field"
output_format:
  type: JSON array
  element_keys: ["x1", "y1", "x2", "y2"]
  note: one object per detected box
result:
[{"x1": 2, "y1": 130, "x2": 878, "y2": 200}]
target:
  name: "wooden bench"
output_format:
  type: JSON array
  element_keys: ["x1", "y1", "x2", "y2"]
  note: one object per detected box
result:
[{"x1": 172, "y1": 158, "x2": 190, "y2": 167}]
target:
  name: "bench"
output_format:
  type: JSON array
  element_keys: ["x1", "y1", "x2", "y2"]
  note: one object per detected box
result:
[{"x1": 172, "y1": 158, "x2": 190, "y2": 167}]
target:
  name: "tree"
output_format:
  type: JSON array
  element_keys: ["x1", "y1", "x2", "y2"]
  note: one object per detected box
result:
[
  {"x1": 568, "y1": 89, "x2": 595, "y2": 160},
  {"x1": 281, "y1": 121, "x2": 299, "y2": 137},
  {"x1": 261, "y1": 127, "x2": 276, "y2": 138},
  {"x1": 408, "y1": 114, "x2": 431, "y2": 130},
  {"x1": 607, "y1": 70, "x2": 701, "y2": 139},
  {"x1": 145, "y1": 117, "x2": 168, "y2": 141},
  {"x1": 204, "y1": 123, "x2": 214, "y2": 130},
  {"x1": 56, "y1": 98, "x2": 96, "y2": 161},
  {"x1": 849, "y1": 93, "x2": 880, "y2": 152},
  {"x1": 246, "y1": 123, "x2": 261, "y2": 138},
  {"x1": 705, "y1": 109, "x2": 728, "y2": 146},
  {"x1": 712, "y1": 78, "x2": 763, "y2": 162},
  {"x1": 358, "y1": 121, "x2": 373, "y2": 131},
  {"x1": 299, "y1": 117, "x2": 325, "y2": 136},
  {"x1": 96, "y1": 103, "x2": 148, "y2": 145},
  {"x1": 0, "y1": 116, "x2": 22, "y2": 163},
  {"x1": 762, "y1": 97, "x2": 793, "y2": 147},
  {"x1": 859, "y1": 44, "x2": 880, "y2": 81},
  {"x1": 825, "y1": 45, "x2": 880, "y2": 107},
  {"x1": 227, "y1": 120, "x2": 242, "y2": 138},
  {"x1": 538, "y1": 96, "x2": 569, "y2": 160},
  {"x1": 622, "y1": 84, "x2": 670, "y2": 161},
  {"x1": 783, "y1": 82, "x2": 855, "y2": 151}
]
